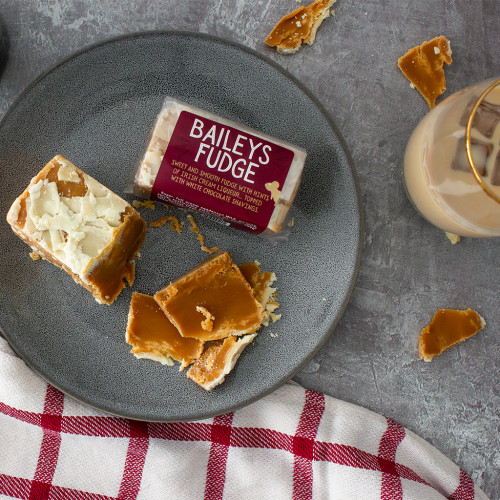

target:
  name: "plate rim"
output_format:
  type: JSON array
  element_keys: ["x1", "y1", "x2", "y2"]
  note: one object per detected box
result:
[{"x1": 0, "y1": 30, "x2": 364, "y2": 421}]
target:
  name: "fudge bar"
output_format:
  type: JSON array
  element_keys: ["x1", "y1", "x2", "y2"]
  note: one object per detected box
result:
[
  {"x1": 6, "y1": 155, "x2": 147, "y2": 304},
  {"x1": 132, "y1": 98, "x2": 307, "y2": 235}
]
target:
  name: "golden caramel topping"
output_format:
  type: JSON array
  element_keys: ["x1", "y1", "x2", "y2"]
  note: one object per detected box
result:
[
  {"x1": 398, "y1": 36, "x2": 452, "y2": 109},
  {"x1": 419, "y1": 308, "x2": 485, "y2": 361},
  {"x1": 84, "y1": 209, "x2": 146, "y2": 301},
  {"x1": 265, "y1": 0, "x2": 336, "y2": 54},
  {"x1": 126, "y1": 292, "x2": 203, "y2": 368},
  {"x1": 187, "y1": 338, "x2": 237, "y2": 386},
  {"x1": 45, "y1": 160, "x2": 89, "y2": 198},
  {"x1": 154, "y1": 252, "x2": 263, "y2": 342}
]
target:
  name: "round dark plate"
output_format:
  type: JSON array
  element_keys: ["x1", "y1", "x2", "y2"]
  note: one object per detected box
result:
[{"x1": 0, "y1": 31, "x2": 363, "y2": 421}]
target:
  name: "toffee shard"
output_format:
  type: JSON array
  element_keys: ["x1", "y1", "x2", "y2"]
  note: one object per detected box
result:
[
  {"x1": 265, "y1": 0, "x2": 337, "y2": 55},
  {"x1": 126, "y1": 292, "x2": 203, "y2": 369},
  {"x1": 154, "y1": 251, "x2": 264, "y2": 342},
  {"x1": 397, "y1": 36, "x2": 452, "y2": 109},
  {"x1": 418, "y1": 308, "x2": 485, "y2": 362}
]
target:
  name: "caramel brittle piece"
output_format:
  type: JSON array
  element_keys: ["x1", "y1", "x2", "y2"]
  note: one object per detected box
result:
[
  {"x1": 187, "y1": 334, "x2": 257, "y2": 390},
  {"x1": 419, "y1": 308, "x2": 485, "y2": 361},
  {"x1": 154, "y1": 252, "x2": 264, "y2": 342},
  {"x1": 398, "y1": 36, "x2": 452, "y2": 109},
  {"x1": 265, "y1": 0, "x2": 337, "y2": 54},
  {"x1": 126, "y1": 292, "x2": 203, "y2": 369}
]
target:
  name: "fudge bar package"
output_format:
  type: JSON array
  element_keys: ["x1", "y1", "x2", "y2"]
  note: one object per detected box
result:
[{"x1": 128, "y1": 98, "x2": 307, "y2": 238}]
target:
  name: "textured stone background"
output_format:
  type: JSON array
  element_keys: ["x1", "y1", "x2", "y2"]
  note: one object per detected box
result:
[{"x1": 0, "y1": 0, "x2": 498, "y2": 497}]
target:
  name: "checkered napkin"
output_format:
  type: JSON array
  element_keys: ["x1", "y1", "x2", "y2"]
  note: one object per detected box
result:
[{"x1": 0, "y1": 337, "x2": 489, "y2": 500}]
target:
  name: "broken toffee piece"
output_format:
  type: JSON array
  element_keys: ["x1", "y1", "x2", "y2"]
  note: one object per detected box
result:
[
  {"x1": 398, "y1": 36, "x2": 452, "y2": 109},
  {"x1": 265, "y1": 0, "x2": 337, "y2": 55},
  {"x1": 130, "y1": 97, "x2": 307, "y2": 237},
  {"x1": 418, "y1": 308, "x2": 486, "y2": 362},
  {"x1": 126, "y1": 254, "x2": 279, "y2": 390},
  {"x1": 187, "y1": 334, "x2": 257, "y2": 391},
  {"x1": 154, "y1": 251, "x2": 264, "y2": 342},
  {"x1": 126, "y1": 292, "x2": 203, "y2": 369},
  {"x1": 6, "y1": 155, "x2": 147, "y2": 304}
]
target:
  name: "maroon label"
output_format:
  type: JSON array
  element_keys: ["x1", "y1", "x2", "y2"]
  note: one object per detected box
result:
[{"x1": 151, "y1": 111, "x2": 295, "y2": 232}]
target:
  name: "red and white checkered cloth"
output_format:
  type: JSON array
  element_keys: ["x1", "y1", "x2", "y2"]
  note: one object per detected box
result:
[{"x1": 0, "y1": 337, "x2": 489, "y2": 500}]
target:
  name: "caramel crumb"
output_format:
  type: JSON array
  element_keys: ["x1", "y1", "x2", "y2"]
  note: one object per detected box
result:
[
  {"x1": 150, "y1": 215, "x2": 184, "y2": 235},
  {"x1": 445, "y1": 231, "x2": 461, "y2": 244},
  {"x1": 187, "y1": 214, "x2": 220, "y2": 254},
  {"x1": 132, "y1": 199, "x2": 156, "y2": 210},
  {"x1": 265, "y1": 0, "x2": 336, "y2": 54},
  {"x1": 266, "y1": 301, "x2": 280, "y2": 313},
  {"x1": 196, "y1": 306, "x2": 215, "y2": 332},
  {"x1": 269, "y1": 312, "x2": 282, "y2": 323},
  {"x1": 397, "y1": 36, "x2": 452, "y2": 109},
  {"x1": 29, "y1": 251, "x2": 41, "y2": 261},
  {"x1": 419, "y1": 308, "x2": 485, "y2": 361}
]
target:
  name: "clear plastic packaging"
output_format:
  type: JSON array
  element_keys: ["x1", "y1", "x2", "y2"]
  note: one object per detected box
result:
[{"x1": 127, "y1": 97, "x2": 307, "y2": 239}]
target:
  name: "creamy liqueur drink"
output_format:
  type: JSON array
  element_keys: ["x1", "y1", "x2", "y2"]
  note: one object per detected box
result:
[{"x1": 404, "y1": 78, "x2": 500, "y2": 237}]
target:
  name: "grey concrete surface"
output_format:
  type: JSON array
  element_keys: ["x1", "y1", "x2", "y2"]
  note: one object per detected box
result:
[{"x1": 0, "y1": 0, "x2": 498, "y2": 497}]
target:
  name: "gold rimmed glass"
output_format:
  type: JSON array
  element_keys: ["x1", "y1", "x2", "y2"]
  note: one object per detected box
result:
[
  {"x1": 465, "y1": 79, "x2": 500, "y2": 205},
  {"x1": 404, "y1": 76, "x2": 500, "y2": 237}
]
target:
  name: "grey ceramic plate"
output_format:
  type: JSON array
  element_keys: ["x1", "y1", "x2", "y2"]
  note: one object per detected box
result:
[{"x1": 0, "y1": 31, "x2": 362, "y2": 421}]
